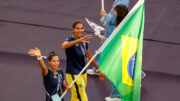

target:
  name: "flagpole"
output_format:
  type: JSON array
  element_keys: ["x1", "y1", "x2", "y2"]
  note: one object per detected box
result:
[
  {"x1": 60, "y1": 0, "x2": 144, "y2": 99},
  {"x1": 101, "y1": 0, "x2": 104, "y2": 10}
]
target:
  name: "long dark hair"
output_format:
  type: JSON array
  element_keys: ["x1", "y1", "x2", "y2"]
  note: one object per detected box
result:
[{"x1": 115, "y1": 5, "x2": 129, "y2": 26}]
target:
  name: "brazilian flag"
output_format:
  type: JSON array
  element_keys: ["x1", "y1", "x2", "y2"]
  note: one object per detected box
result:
[{"x1": 99, "y1": 0, "x2": 145, "y2": 101}]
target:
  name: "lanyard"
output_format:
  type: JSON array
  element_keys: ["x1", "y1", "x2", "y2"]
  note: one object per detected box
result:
[
  {"x1": 80, "y1": 43, "x2": 88, "y2": 64},
  {"x1": 80, "y1": 43, "x2": 87, "y2": 57},
  {"x1": 80, "y1": 45, "x2": 85, "y2": 56},
  {"x1": 57, "y1": 74, "x2": 61, "y2": 91},
  {"x1": 46, "y1": 68, "x2": 62, "y2": 96}
]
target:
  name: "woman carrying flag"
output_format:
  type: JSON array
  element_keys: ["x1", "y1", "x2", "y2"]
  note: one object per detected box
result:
[{"x1": 61, "y1": 20, "x2": 104, "y2": 101}]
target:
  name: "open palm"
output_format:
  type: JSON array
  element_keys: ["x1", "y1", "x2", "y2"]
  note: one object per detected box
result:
[
  {"x1": 80, "y1": 35, "x2": 93, "y2": 43},
  {"x1": 28, "y1": 47, "x2": 41, "y2": 57}
]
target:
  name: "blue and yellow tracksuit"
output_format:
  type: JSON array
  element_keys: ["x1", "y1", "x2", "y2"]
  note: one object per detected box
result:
[{"x1": 65, "y1": 36, "x2": 88, "y2": 101}]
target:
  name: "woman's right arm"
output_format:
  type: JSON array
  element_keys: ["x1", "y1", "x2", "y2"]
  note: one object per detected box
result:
[
  {"x1": 28, "y1": 47, "x2": 48, "y2": 76},
  {"x1": 61, "y1": 35, "x2": 93, "y2": 49},
  {"x1": 61, "y1": 40, "x2": 80, "y2": 49},
  {"x1": 100, "y1": 10, "x2": 114, "y2": 25}
]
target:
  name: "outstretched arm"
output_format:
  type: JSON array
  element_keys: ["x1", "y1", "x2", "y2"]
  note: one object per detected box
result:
[
  {"x1": 87, "y1": 49, "x2": 104, "y2": 81},
  {"x1": 61, "y1": 35, "x2": 93, "y2": 49},
  {"x1": 28, "y1": 47, "x2": 48, "y2": 76}
]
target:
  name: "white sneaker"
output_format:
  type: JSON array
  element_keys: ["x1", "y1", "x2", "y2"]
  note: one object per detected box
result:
[
  {"x1": 87, "y1": 69, "x2": 99, "y2": 76},
  {"x1": 105, "y1": 97, "x2": 121, "y2": 101}
]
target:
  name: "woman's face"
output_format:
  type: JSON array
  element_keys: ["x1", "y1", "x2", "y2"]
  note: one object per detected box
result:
[
  {"x1": 48, "y1": 56, "x2": 59, "y2": 70},
  {"x1": 73, "y1": 23, "x2": 84, "y2": 39}
]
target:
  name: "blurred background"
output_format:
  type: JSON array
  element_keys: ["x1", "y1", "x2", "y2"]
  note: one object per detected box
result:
[{"x1": 0, "y1": 0, "x2": 180, "y2": 101}]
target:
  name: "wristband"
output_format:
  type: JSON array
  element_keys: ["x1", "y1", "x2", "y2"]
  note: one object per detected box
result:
[
  {"x1": 37, "y1": 56, "x2": 42, "y2": 60},
  {"x1": 37, "y1": 56, "x2": 47, "y2": 60}
]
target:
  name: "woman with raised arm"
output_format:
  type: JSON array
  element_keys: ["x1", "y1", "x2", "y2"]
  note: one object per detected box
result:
[
  {"x1": 28, "y1": 47, "x2": 71, "y2": 101},
  {"x1": 61, "y1": 20, "x2": 104, "y2": 101}
]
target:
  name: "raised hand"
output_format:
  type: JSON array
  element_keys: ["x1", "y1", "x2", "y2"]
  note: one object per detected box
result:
[
  {"x1": 79, "y1": 35, "x2": 93, "y2": 43},
  {"x1": 28, "y1": 47, "x2": 41, "y2": 57},
  {"x1": 100, "y1": 10, "x2": 107, "y2": 17}
]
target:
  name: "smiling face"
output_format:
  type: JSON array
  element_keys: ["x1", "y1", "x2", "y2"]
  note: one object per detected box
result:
[
  {"x1": 48, "y1": 56, "x2": 59, "y2": 70},
  {"x1": 73, "y1": 23, "x2": 84, "y2": 39}
]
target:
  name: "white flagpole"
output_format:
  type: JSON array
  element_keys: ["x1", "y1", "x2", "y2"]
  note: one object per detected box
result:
[
  {"x1": 101, "y1": 0, "x2": 104, "y2": 10},
  {"x1": 60, "y1": 0, "x2": 144, "y2": 99}
]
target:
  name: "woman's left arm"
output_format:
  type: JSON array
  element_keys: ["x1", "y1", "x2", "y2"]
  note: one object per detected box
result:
[
  {"x1": 62, "y1": 80, "x2": 71, "y2": 93},
  {"x1": 87, "y1": 49, "x2": 104, "y2": 81}
]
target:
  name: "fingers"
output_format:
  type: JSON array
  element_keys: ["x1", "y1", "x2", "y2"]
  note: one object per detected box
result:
[
  {"x1": 99, "y1": 74, "x2": 104, "y2": 81},
  {"x1": 28, "y1": 49, "x2": 35, "y2": 55},
  {"x1": 35, "y1": 47, "x2": 40, "y2": 51},
  {"x1": 66, "y1": 86, "x2": 72, "y2": 92},
  {"x1": 79, "y1": 35, "x2": 93, "y2": 43},
  {"x1": 98, "y1": 71, "x2": 104, "y2": 81},
  {"x1": 35, "y1": 47, "x2": 39, "y2": 51},
  {"x1": 28, "y1": 48, "x2": 37, "y2": 56},
  {"x1": 85, "y1": 41, "x2": 90, "y2": 43},
  {"x1": 100, "y1": 10, "x2": 107, "y2": 17},
  {"x1": 84, "y1": 35, "x2": 93, "y2": 39},
  {"x1": 82, "y1": 40, "x2": 90, "y2": 43},
  {"x1": 28, "y1": 49, "x2": 34, "y2": 54},
  {"x1": 27, "y1": 47, "x2": 41, "y2": 57},
  {"x1": 82, "y1": 35, "x2": 93, "y2": 41}
]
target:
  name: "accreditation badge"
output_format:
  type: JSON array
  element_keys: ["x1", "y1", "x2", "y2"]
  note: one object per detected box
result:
[{"x1": 51, "y1": 93, "x2": 61, "y2": 101}]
